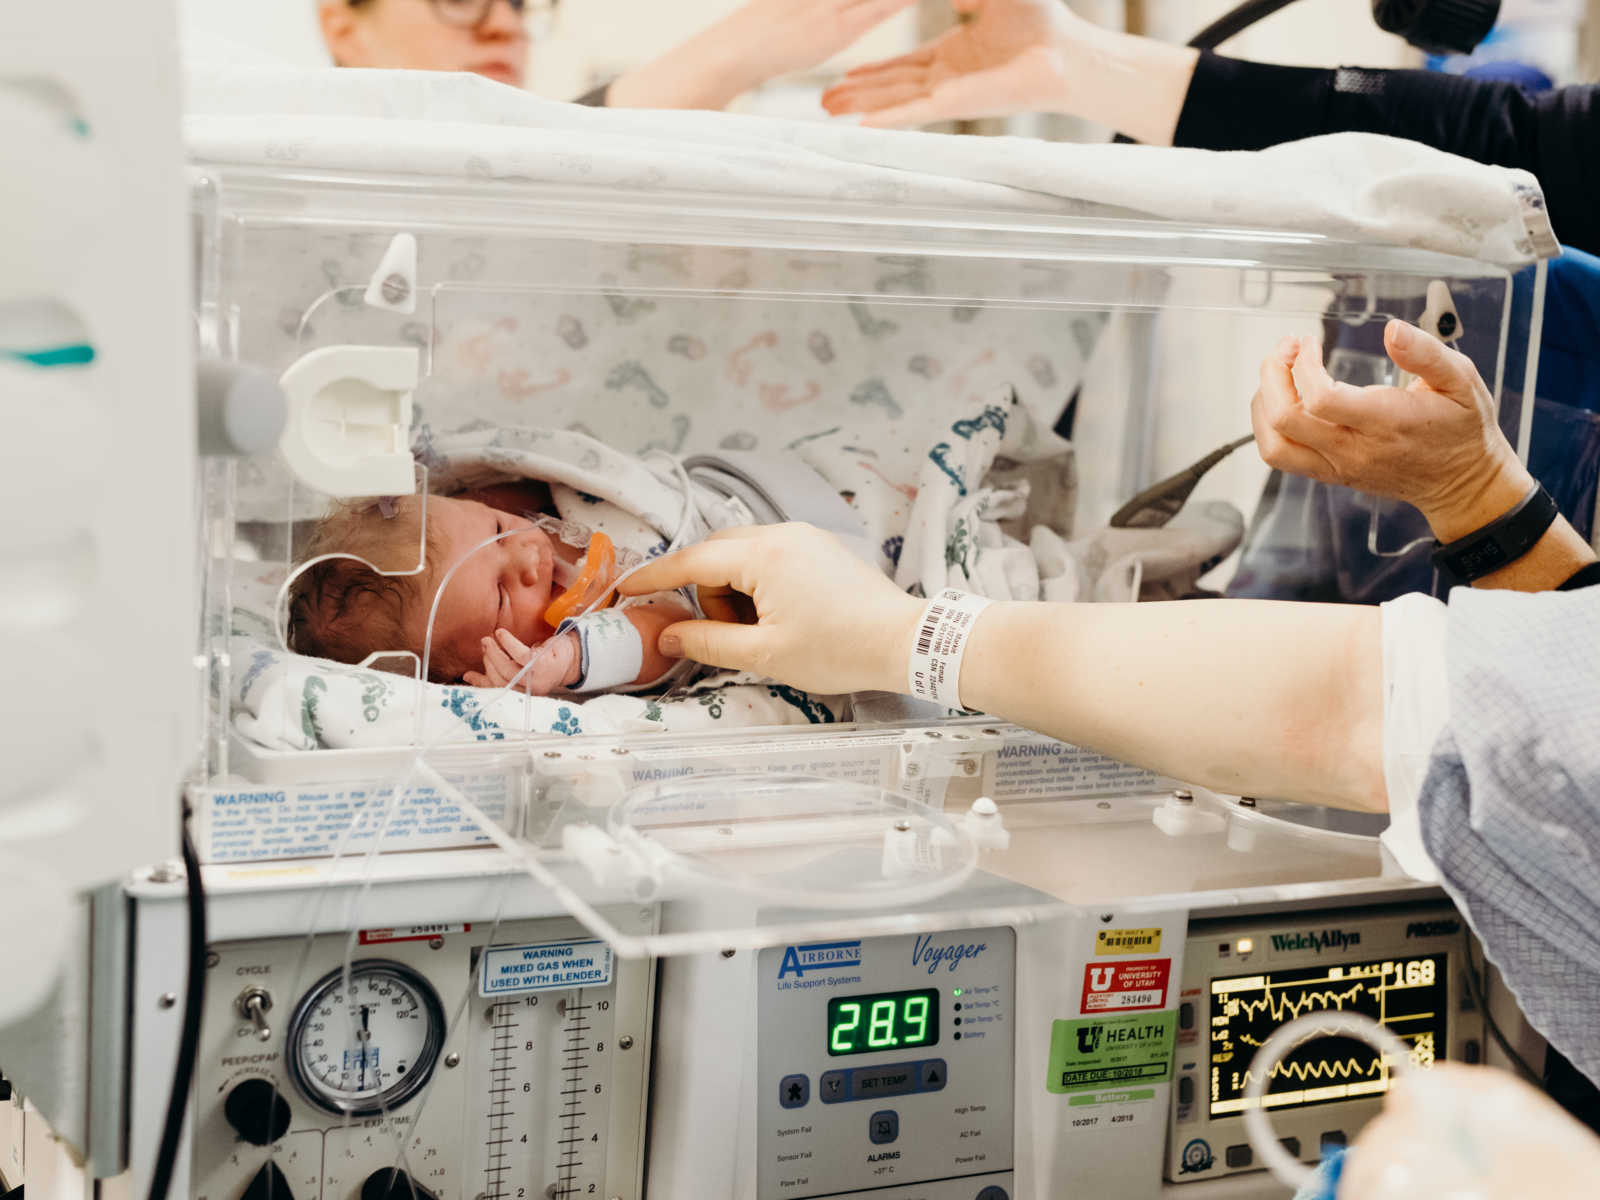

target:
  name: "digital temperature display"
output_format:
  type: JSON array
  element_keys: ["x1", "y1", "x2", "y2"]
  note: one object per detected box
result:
[
  {"x1": 827, "y1": 988, "x2": 939, "y2": 1056},
  {"x1": 1209, "y1": 953, "x2": 1448, "y2": 1117}
]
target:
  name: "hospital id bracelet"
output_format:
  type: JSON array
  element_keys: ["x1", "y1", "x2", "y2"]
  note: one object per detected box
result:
[
  {"x1": 1431, "y1": 480, "x2": 1558, "y2": 584},
  {"x1": 907, "y1": 589, "x2": 993, "y2": 711}
]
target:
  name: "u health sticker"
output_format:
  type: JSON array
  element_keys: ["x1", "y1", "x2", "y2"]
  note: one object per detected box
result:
[{"x1": 1095, "y1": 927, "x2": 1161, "y2": 955}]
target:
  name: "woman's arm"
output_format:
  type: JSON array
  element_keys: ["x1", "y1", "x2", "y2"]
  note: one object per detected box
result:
[
  {"x1": 823, "y1": 3, "x2": 1599, "y2": 254},
  {"x1": 604, "y1": 0, "x2": 915, "y2": 111},
  {"x1": 622, "y1": 523, "x2": 1388, "y2": 812}
]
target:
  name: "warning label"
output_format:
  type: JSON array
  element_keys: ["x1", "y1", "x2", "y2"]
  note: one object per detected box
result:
[
  {"x1": 1094, "y1": 928, "x2": 1161, "y2": 956},
  {"x1": 1046, "y1": 1012, "x2": 1177, "y2": 1095},
  {"x1": 479, "y1": 939, "x2": 613, "y2": 996},
  {"x1": 1080, "y1": 959, "x2": 1170, "y2": 1013}
]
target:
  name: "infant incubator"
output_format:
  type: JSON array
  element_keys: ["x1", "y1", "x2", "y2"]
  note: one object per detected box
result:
[{"x1": 2, "y1": 30, "x2": 1573, "y2": 1200}]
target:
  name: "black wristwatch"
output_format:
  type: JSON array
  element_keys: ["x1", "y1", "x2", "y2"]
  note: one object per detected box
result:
[{"x1": 1431, "y1": 481, "x2": 1559, "y2": 584}]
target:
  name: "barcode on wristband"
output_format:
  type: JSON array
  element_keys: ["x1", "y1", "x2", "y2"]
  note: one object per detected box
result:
[
  {"x1": 915, "y1": 603, "x2": 949, "y2": 658},
  {"x1": 907, "y1": 589, "x2": 992, "y2": 709}
]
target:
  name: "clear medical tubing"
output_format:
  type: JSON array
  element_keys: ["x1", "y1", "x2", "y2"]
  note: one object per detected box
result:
[{"x1": 1241, "y1": 1011, "x2": 1415, "y2": 1191}]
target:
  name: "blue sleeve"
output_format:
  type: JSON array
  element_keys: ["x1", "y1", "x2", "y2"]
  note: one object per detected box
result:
[{"x1": 1416, "y1": 586, "x2": 1600, "y2": 1086}]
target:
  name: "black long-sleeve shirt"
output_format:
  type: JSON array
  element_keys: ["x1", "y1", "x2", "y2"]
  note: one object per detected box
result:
[{"x1": 1173, "y1": 52, "x2": 1599, "y2": 255}]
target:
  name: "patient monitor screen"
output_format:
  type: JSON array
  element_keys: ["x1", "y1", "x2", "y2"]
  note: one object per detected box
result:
[{"x1": 1208, "y1": 954, "x2": 1448, "y2": 1116}]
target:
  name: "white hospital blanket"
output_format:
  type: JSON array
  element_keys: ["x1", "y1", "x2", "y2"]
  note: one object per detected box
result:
[{"x1": 185, "y1": 65, "x2": 1556, "y2": 269}]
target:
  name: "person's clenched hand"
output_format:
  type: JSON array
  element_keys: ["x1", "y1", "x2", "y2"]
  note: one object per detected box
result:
[
  {"x1": 616, "y1": 524, "x2": 924, "y2": 695},
  {"x1": 1251, "y1": 320, "x2": 1533, "y2": 541},
  {"x1": 821, "y1": 0, "x2": 1079, "y2": 127}
]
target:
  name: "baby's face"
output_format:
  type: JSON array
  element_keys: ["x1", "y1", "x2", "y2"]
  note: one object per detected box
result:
[{"x1": 413, "y1": 496, "x2": 556, "y2": 679}]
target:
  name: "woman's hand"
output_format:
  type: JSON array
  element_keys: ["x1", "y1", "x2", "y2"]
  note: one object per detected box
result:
[
  {"x1": 464, "y1": 627, "x2": 580, "y2": 695},
  {"x1": 724, "y1": 0, "x2": 919, "y2": 83},
  {"x1": 1252, "y1": 321, "x2": 1531, "y2": 542},
  {"x1": 822, "y1": 0, "x2": 1080, "y2": 127},
  {"x1": 617, "y1": 524, "x2": 924, "y2": 695},
  {"x1": 608, "y1": 0, "x2": 915, "y2": 111}
]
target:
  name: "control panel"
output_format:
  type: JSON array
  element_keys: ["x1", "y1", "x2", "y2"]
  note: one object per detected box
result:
[
  {"x1": 1166, "y1": 904, "x2": 1482, "y2": 1183},
  {"x1": 192, "y1": 915, "x2": 652, "y2": 1200},
  {"x1": 756, "y1": 928, "x2": 1015, "y2": 1200}
]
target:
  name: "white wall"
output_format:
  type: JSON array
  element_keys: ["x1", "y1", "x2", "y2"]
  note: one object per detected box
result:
[{"x1": 180, "y1": 0, "x2": 330, "y2": 67}]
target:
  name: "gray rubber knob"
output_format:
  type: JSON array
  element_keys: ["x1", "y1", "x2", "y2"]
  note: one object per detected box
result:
[{"x1": 196, "y1": 359, "x2": 287, "y2": 457}]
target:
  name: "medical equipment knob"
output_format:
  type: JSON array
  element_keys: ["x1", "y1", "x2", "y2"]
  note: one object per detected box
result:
[
  {"x1": 196, "y1": 359, "x2": 287, "y2": 457},
  {"x1": 222, "y1": 1078, "x2": 293, "y2": 1146},
  {"x1": 363, "y1": 1168, "x2": 438, "y2": 1200}
]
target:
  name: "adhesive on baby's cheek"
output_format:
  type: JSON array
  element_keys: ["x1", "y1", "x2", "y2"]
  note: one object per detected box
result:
[{"x1": 906, "y1": 589, "x2": 991, "y2": 710}]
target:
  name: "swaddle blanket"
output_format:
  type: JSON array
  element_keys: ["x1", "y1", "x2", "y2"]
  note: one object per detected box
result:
[
  {"x1": 184, "y1": 64, "x2": 1556, "y2": 269},
  {"x1": 231, "y1": 397, "x2": 1241, "y2": 753}
]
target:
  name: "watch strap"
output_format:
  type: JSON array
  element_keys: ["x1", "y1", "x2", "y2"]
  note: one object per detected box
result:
[{"x1": 1431, "y1": 481, "x2": 1558, "y2": 584}]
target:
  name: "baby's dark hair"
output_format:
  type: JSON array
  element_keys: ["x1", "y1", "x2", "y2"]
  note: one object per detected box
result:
[{"x1": 286, "y1": 496, "x2": 446, "y2": 677}]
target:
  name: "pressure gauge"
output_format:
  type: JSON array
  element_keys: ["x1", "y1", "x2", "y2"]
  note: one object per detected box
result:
[{"x1": 285, "y1": 960, "x2": 446, "y2": 1117}]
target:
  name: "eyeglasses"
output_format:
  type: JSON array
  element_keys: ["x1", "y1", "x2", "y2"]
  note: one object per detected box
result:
[{"x1": 352, "y1": 0, "x2": 559, "y2": 35}]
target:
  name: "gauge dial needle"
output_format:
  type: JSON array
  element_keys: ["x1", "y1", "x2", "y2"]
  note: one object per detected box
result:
[{"x1": 360, "y1": 1005, "x2": 372, "y2": 1088}]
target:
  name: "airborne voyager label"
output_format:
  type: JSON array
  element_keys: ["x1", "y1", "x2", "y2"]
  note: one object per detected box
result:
[{"x1": 1271, "y1": 929, "x2": 1361, "y2": 954}]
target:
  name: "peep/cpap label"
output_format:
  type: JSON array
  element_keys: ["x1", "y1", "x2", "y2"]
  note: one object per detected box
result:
[{"x1": 478, "y1": 939, "x2": 614, "y2": 996}]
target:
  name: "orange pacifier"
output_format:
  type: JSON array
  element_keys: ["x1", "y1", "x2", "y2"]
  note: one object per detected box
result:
[{"x1": 543, "y1": 530, "x2": 618, "y2": 629}]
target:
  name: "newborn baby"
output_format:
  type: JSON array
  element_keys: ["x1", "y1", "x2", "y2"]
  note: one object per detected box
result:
[{"x1": 287, "y1": 479, "x2": 692, "y2": 695}]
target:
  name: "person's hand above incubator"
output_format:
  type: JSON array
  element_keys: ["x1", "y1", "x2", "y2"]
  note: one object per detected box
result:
[
  {"x1": 321, "y1": 0, "x2": 920, "y2": 112},
  {"x1": 1253, "y1": 321, "x2": 1597, "y2": 592},
  {"x1": 822, "y1": 1, "x2": 1600, "y2": 255},
  {"x1": 821, "y1": 0, "x2": 1197, "y2": 141},
  {"x1": 602, "y1": 0, "x2": 919, "y2": 111}
]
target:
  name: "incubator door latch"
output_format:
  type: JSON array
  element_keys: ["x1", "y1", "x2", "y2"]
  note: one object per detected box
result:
[
  {"x1": 277, "y1": 344, "x2": 419, "y2": 497},
  {"x1": 896, "y1": 727, "x2": 1003, "y2": 811}
]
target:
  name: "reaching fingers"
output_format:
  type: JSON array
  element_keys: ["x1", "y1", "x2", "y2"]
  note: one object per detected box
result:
[
  {"x1": 1289, "y1": 337, "x2": 1377, "y2": 428},
  {"x1": 618, "y1": 537, "x2": 757, "y2": 596},
  {"x1": 658, "y1": 618, "x2": 771, "y2": 674},
  {"x1": 827, "y1": 80, "x2": 932, "y2": 116},
  {"x1": 697, "y1": 584, "x2": 758, "y2": 626},
  {"x1": 1250, "y1": 387, "x2": 1339, "y2": 483},
  {"x1": 463, "y1": 670, "x2": 492, "y2": 689},
  {"x1": 1383, "y1": 319, "x2": 1477, "y2": 406}
]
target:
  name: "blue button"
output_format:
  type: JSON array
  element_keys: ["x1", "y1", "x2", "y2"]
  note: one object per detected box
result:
[
  {"x1": 850, "y1": 1063, "x2": 918, "y2": 1101},
  {"x1": 869, "y1": 1110, "x2": 899, "y2": 1145},
  {"x1": 976, "y1": 1188, "x2": 1009, "y2": 1200},
  {"x1": 920, "y1": 1059, "x2": 947, "y2": 1091},
  {"x1": 819, "y1": 1070, "x2": 849, "y2": 1104},
  {"x1": 779, "y1": 1074, "x2": 809, "y2": 1109}
]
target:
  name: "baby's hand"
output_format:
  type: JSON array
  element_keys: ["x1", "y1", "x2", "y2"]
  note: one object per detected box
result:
[{"x1": 464, "y1": 628, "x2": 581, "y2": 695}]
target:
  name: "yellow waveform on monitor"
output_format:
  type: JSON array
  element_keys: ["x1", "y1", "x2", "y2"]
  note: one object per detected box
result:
[
  {"x1": 1245, "y1": 1056, "x2": 1384, "y2": 1088},
  {"x1": 1235, "y1": 984, "x2": 1366, "y2": 1024}
]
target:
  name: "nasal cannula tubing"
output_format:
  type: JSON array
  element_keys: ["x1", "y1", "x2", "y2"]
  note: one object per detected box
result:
[{"x1": 1241, "y1": 1011, "x2": 1415, "y2": 1190}]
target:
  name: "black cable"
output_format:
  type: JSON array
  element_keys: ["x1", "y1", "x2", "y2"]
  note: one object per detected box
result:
[
  {"x1": 1111, "y1": 0, "x2": 1305, "y2": 143},
  {"x1": 1461, "y1": 932, "x2": 1540, "y2": 1085},
  {"x1": 146, "y1": 815, "x2": 208, "y2": 1200},
  {"x1": 1188, "y1": 0, "x2": 1304, "y2": 50}
]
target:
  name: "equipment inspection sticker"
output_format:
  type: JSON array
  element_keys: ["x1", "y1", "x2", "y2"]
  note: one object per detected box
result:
[
  {"x1": 479, "y1": 939, "x2": 613, "y2": 997},
  {"x1": 1046, "y1": 1012, "x2": 1177, "y2": 1094},
  {"x1": 1094, "y1": 927, "x2": 1161, "y2": 955},
  {"x1": 1080, "y1": 958, "x2": 1171, "y2": 1013}
]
